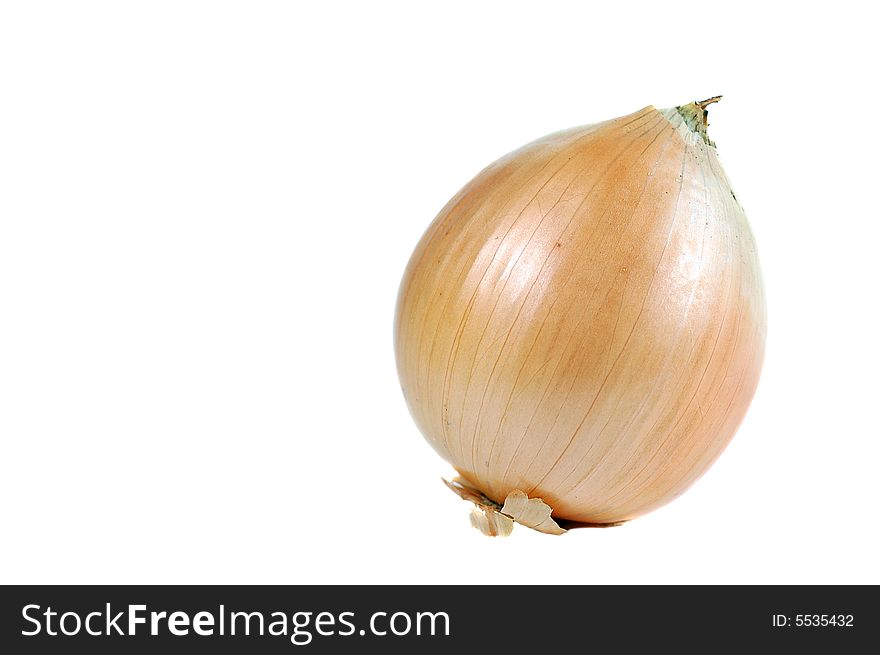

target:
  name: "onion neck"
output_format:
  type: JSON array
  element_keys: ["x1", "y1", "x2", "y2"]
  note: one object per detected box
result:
[{"x1": 674, "y1": 96, "x2": 721, "y2": 147}]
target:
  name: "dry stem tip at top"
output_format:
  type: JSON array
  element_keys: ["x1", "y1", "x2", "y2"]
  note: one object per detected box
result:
[{"x1": 696, "y1": 95, "x2": 723, "y2": 110}]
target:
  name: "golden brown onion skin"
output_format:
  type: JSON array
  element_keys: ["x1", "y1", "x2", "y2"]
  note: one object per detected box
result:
[{"x1": 394, "y1": 104, "x2": 766, "y2": 524}]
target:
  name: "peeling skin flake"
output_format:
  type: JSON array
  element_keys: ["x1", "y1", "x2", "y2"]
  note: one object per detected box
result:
[
  {"x1": 469, "y1": 509, "x2": 514, "y2": 537},
  {"x1": 500, "y1": 490, "x2": 566, "y2": 535},
  {"x1": 443, "y1": 477, "x2": 566, "y2": 536}
]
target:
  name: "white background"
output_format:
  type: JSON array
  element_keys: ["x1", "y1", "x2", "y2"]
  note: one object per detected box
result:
[{"x1": 1, "y1": 1, "x2": 877, "y2": 584}]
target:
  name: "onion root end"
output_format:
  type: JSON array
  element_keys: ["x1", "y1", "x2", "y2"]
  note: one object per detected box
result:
[{"x1": 443, "y1": 477, "x2": 624, "y2": 536}]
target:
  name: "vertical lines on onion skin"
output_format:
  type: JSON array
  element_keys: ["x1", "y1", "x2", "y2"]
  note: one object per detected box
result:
[
  {"x1": 564, "y1": 132, "x2": 722, "y2": 517},
  {"x1": 519, "y1": 115, "x2": 690, "y2": 501},
  {"x1": 631, "y1": 149, "x2": 765, "y2": 520},
  {"x1": 463, "y1": 115, "x2": 673, "y2": 495},
  {"x1": 396, "y1": 155, "x2": 524, "y2": 458},
  {"x1": 441, "y1": 112, "x2": 662, "y2": 479},
  {"x1": 537, "y1": 121, "x2": 697, "y2": 505},
  {"x1": 478, "y1": 115, "x2": 682, "y2": 500},
  {"x1": 413, "y1": 149, "x2": 558, "y2": 454},
  {"x1": 426, "y1": 115, "x2": 655, "y2": 463},
  {"x1": 627, "y1": 137, "x2": 764, "y2": 520}
]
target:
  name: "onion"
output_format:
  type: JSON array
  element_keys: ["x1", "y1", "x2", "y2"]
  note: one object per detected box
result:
[{"x1": 395, "y1": 98, "x2": 766, "y2": 533}]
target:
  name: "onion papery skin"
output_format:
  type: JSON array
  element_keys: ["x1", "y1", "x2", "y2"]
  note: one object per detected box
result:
[{"x1": 394, "y1": 102, "x2": 766, "y2": 524}]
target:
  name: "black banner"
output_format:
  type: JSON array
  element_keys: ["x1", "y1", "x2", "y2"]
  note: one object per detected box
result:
[{"x1": 0, "y1": 585, "x2": 874, "y2": 653}]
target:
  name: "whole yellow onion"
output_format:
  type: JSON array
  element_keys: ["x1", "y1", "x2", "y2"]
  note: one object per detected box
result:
[{"x1": 394, "y1": 98, "x2": 766, "y2": 529}]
